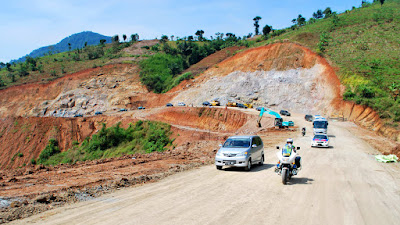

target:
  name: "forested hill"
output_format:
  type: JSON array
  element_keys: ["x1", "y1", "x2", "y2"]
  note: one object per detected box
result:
[{"x1": 12, "y1": 31, "x2": 112, "y2": 63}]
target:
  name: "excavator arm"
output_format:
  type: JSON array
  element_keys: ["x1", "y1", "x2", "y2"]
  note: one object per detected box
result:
[{"x1": 257, "y1": 108, "x2": 283, "y2": 128}]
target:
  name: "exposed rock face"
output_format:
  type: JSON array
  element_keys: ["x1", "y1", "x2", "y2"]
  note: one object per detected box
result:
[{"x1": 172, "y1": 43, "x2": 342, "y2": 116}]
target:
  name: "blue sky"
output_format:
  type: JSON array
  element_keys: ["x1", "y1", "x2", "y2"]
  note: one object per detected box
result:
[{"x1": 0, "y1": 0, "x2": 363, "y2": 63}]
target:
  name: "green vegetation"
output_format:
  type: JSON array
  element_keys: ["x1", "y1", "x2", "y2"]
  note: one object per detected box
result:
[
  {"x1": 257, "y1": 0, "x2": 400, "y2": 123},
  {"x1": 140, "y1": 35, "x2": 249, "y2": 93},
  {"x1": 37, "y1": 121, "x2": 174, "y2": 166},
  {"x1": 0, "y1": 40, "x2": 134, "y2": 89},
  {"x1": 38, "y1": 139, "x2": 60, "y2": 164}
]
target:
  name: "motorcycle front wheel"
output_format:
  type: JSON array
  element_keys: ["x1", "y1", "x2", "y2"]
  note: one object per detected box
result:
[{"x1": 281, "y1": 168, "x2": 288, "y2": 185}]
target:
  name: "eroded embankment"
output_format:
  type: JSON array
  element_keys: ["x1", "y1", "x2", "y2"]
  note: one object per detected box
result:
[
  {"x1": 148, "y1": 107, "x2": 249, "y2": 133},
  {"x1": 0, "y1": 116, "x2": 139, "y2": 169}
]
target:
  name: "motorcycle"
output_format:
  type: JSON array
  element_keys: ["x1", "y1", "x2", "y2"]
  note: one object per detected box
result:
[
  {"x1": 275, "y1": 146, "x2": 301, "y2": 185},
  {"x1": 301, "y1": 127, "x2": 306, "y2": 136}
]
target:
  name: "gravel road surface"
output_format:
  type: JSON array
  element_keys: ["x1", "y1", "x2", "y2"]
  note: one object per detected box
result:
[{"x1": 10, "y1": 114, "x2": 400, "y2": 225}]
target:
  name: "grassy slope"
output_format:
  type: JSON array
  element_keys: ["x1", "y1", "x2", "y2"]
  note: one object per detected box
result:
[
  {"x1": 0, "y1": 43, "x2": 133, "y2": 88},
  {"x1": 257, "y1": 0, "x2": 400, "y2": 124}
]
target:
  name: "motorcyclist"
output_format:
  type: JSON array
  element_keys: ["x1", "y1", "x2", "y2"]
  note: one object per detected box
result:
[
  {"x1": 301, "y1": 127, "x2": 306, "y2": 136},
  {"x1": 282, "y1": 138, "x2": 296, "y2": 156}
]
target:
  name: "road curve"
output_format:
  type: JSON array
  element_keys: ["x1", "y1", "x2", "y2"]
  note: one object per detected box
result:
[{"x1": 10, "y1": 114, "x2": 400, "y2": 225}]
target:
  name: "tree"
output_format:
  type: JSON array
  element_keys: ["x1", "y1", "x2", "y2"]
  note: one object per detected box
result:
[
  {"x1": 171, "y1": 35, "x2": 174, "y2": 41},
  {"x1": 68, "y1": 43, "x2": 71, "y2": 51},
  {"x1": 18, "y1": 63, "x2": 29, "y2": 77},
  {"x1": 160, "y1": 35, "x2": 169, "y2": 43},
  {"x1": 123, "y1": 34, "x2": 127, "y2": 42},
  {"x1": 188, "y1": 36, "x2": 194, "y2": 41},
  {"x1": 291, "y1": 19, "x2": 297, "y2": 24},
  {"x1": 25, "y1": 56, "x2": 37, "y2": 71},
  {"x1": 131, "y1": 33, "x2": 139, "y2": 42},
  {"x1": 262, "y1": 25, "x2": 272, "y2": 36},
  {"x1": 7, "y1": 73, "x2": 16, "y2": 82},
  {"x1": 253, "y1": 16, "x2": 262, "y2": 35},
  {"x1": 6, "y1": 63, "x2": 12, "y2": 72},
  {"x1": 297, "y1": 14, "x2": 306, "y2": 26},
  {"x1": 0, "y1": 62, "x2": 5, "y2": 69},
  {"x1": 379, "y1": 0, "x2": 385, "y2": 5},
  {"x1": 313, "y1": 9, "x2": 324, "y2": 19},
  {"x1": 84, "y1": 42, "x2": 88, "y2": 48},
  {"x1": 323, "y1": 7, "x2": 332, "y2": 18},
  {"x1": 99, "y1": 39, "x2": 107, "y2": 46},
  {"x1": 112, "y1": 35, "x2": 119, "y2": 43},
  {"x1": 0, "y1": 76, "x2": 4, "y2": 87},
  {"x1": 195, "y1": 30, "x2": 205, "y2": 41}
]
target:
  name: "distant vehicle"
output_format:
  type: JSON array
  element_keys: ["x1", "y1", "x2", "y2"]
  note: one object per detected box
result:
[
  {"x1": 226, "y1": 101, "x2": 237, "y2": 107},
  {"x1": 305, "y1": 114, "x2": 313, "y2": 122},
  {"x1": 311, "y1": 134, "x2": 329, "y2": 148},
  {"x1": 280, "y1": 110, "x2": 291, "y2": 116},
  {"x1": 74, "y1": 114, "x2": 83, "y2": 117},
  {"x1": 202, "y1": 101, "x2": 211, "y2": 106},
  {"x1": 313, "y1": 116, "x2": 328, "y2": 135},
  {"x1": 215, "y1": 135, "x2": 264, "y2": 171},
  {"x1": 210, "y1": 100, "x2": 220, "y2": 106},
  {"x1": 119, "y1": 108, "x2": 128, "y2": 112},
  {"x1": 256, "y1": 106, "x2": 265, "y2": 111},
  {"x1": 177, "y1": 102, "x2": 186, "y2": 106},
  {"x1": 94, "y1": 111, "x2": 103, "y2": 115},
  {"x1": 237, "y1": 103, "x2": 247, "y2": 109},
  {"x1": 138, "y1": 106, "x2": 145, "y2": 110},
  {"x1": 166, "y1": 103, "x2": 173, "y2": 107},
  {"x1": 244, "y1": 103, "x2": 253, "y2": 108}
]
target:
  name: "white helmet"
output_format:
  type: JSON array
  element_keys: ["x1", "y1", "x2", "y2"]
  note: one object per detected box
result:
[{"x1": 286, "y1": 138, "x2": 293, "y2": 144}]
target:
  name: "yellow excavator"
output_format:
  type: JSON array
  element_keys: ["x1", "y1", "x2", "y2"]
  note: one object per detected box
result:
[
  {"x1": 210, "y1": 100, "x2": 220, "y2": 106},
  {"x1": 244, "y1": 103, "x2": 253, "y2": 108},
  {"x1": 226, "y1": 101, "x2": 237, "y2": 107}
]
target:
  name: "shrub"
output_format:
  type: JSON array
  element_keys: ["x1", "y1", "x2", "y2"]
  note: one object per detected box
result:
[
  {"x1": 39, "y1": 121, "x2": 174, "y2": 165},
  {"x1": 139, "y1": 53, "x2": 184, "y2": 93},
  {"x1": 38, "y1": 139, "x2": 60, "y2": 164}
]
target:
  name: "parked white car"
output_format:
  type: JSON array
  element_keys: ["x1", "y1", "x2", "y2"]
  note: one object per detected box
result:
[{"x1": 177, "y1": 102, "x2": 186, "y2": 106}]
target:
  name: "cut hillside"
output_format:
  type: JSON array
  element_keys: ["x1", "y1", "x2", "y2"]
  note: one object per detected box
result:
[{"x1": 171, "y1": 43, "x2": 342, "y2": 114}]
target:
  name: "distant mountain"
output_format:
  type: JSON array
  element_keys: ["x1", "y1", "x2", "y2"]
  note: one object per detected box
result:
[{"x1": 12, "y1": 31, "x2": 112, "y2": 63}]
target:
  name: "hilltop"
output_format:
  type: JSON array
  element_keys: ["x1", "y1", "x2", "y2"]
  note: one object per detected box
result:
[{"x1": 11, "y1": 31, "x2": 112, "y2": 64}]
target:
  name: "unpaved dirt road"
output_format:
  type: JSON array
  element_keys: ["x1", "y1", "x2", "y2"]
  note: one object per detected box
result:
[{"x1": 10, "y1": 114, "x2": 400, "y2": 225}]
